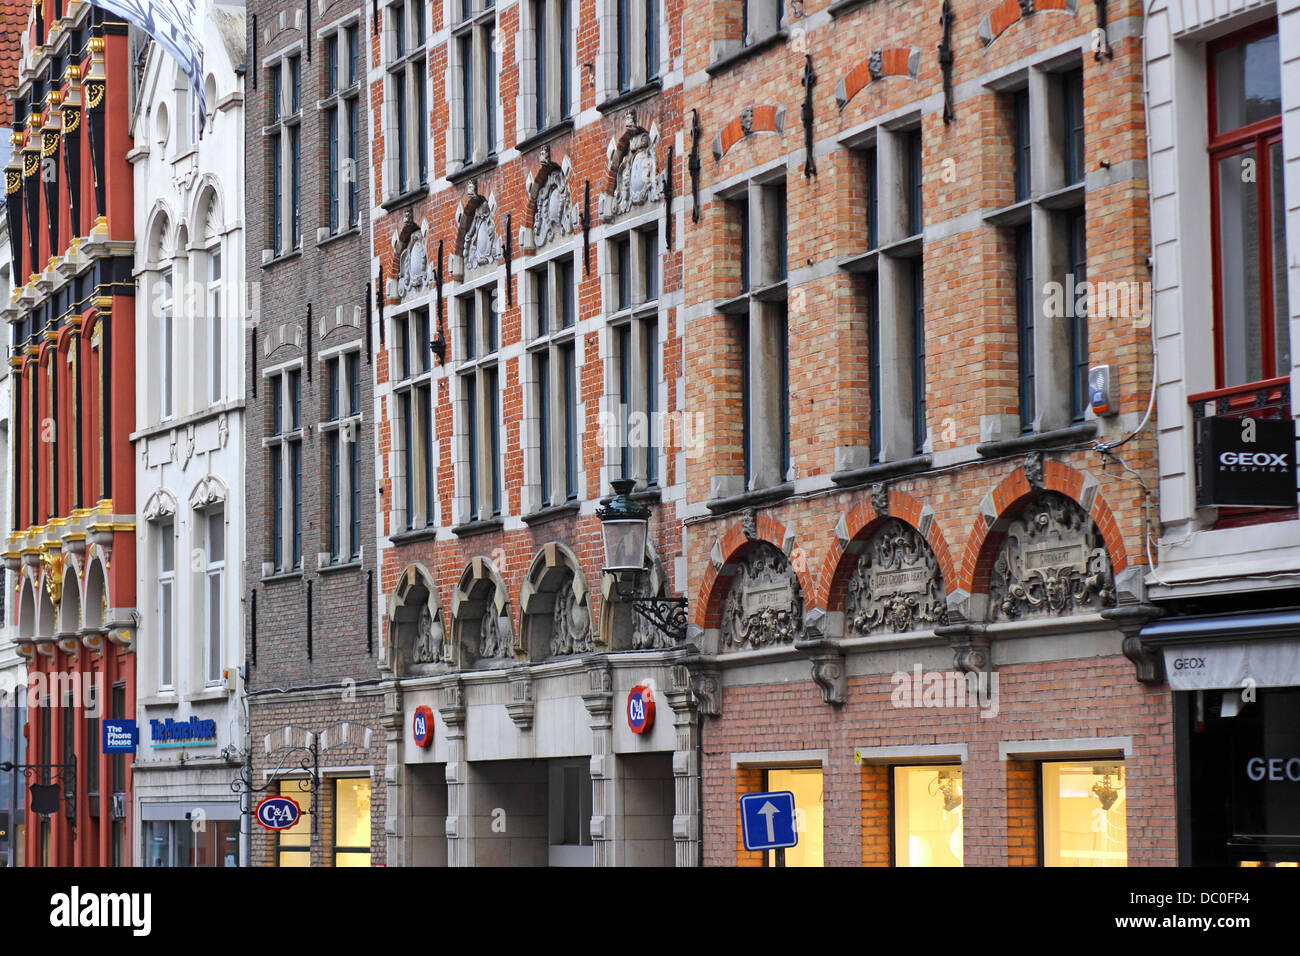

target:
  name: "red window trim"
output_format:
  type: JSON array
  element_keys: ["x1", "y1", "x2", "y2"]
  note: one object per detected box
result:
[{"x1": 1206, "y1": 22, "x2": 1285, "y2": 390}]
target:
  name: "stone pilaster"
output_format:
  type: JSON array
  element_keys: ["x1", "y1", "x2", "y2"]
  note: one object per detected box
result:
[
  {"x1": 667, "y1": 663, "x2": 700, "y2": 867},
  {"x1": 439, "y1": 677, "x2": 470, "y2": 866},
  {"x1": 582, "y1": 658, "x2": 615, "y2": 866}
]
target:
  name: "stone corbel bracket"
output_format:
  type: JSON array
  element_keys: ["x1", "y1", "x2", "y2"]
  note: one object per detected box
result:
[
  {"x1": 1103, "y1": 603, "x2": 1165, "y2": 685},
  {"x1": 936, "y1": 622, "x2": 991, "y2": 675},
  {"x1": 796, "y1": 608, "x2": 846, "y2": 705},
  {"x1": 505, "y1": 668, "x2": 535, "y2": 729}
]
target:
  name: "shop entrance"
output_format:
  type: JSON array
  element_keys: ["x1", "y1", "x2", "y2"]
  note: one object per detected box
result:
[
  {"x1": 1182, "y1": 687, "x2": 1300, "y2": 866},
  {"x1": 408, "y1": 764, "x2": 447, "y2": 866}
]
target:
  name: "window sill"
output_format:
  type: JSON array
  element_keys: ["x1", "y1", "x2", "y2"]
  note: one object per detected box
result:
[
  {"x1": 837, "y1": 250, "x2": 879, "y2": 274},
  {"x1": 705, "y1": 482, "x2": 794, "y2": 515},
  {"x1": 381, "y1": 184, "x2": 431, "y2": 212},
  {"x1": 515, "y1": 118, "x2": 576, "y2": 156},
  {"x1": 828, "y1": 0, "x2": 875, "y2": 17},
  {"x1": 706, "y1": 31, "x2": 788, "y2": 77},
  {"x1": 596, "y1": 79, "x2": 664, "y2": 115},
  {"x1": 188, "y1": 686, "x2": 231, "y2": 703},
  {"x1": 317, "y1": 225, "x2": 362, "y2": 249},
  {"x1": 447, "y1": 155, "x2": 499, "y2": 187},
  {"x1": 832, "y1": 454, "x2": 932, "y2": 487},
  {"x1": 389, "y1": 527, "x2": 439, "y2": 545},
  {"x1": 1037, "y1": 182, "x2": 1086, "y2": 211},
  {"x1": 139, "y1": 694, "x2": 181, "y2": 709},
  {"x1": 877, "y1": 235, "x2": 923, "y2": 258},
  {"x1": 261, "y1": 569, "x2": 305, "y2": 583},
  {"x1": 983, "y1": 199, "x2": 1032, "y2": 228},
  {"x1": 318, "y1": 558, "x2": 365, "y2": 574},
  {"x1": 976, "y1": 421, "x2": 1098, "y2": 458},
  {"x1": 521, "y1": 501, "x2": 581, "y2": 526},
  {"x1": 262, "y1": 249, "x2": 303, "y2": 270},
  {"x1": 451, "y1": 517, "x2": 504, "y2": 537}
]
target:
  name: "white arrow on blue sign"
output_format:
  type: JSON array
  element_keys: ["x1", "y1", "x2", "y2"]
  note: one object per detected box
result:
[{"x1": 739, "y1": 790, "x2": 798, "y2": 852}]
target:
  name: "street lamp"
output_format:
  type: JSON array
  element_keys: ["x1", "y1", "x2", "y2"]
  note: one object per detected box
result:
[{"x1": 597, "y1": 477, "x2": 688, "y2": 644}]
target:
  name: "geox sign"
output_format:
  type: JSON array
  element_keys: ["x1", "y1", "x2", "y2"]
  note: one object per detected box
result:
[{"x1": 1196, "y1": 416, "x2": 1297, "y2": 508}]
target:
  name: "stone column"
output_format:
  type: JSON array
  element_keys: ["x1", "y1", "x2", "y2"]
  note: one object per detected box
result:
[
  {"x1": 438, "y1": 678, "x2": 471, "y2": 866},
  {"x1": 582, "y1": 659, "x2": 615, "y2": 866},
  {"x1": 381, "y1": 683, "x2": 405, "y2": 866},
  {"x1": 666, "y1": 663, "x2": 703, "y2": 867}
]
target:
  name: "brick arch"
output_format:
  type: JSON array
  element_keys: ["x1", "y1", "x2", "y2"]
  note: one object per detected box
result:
[
  {"x1": 957, "y1": 460, "x2": 1130, "y2": 597},
  {"x1": 978, "y1": 0, "x2": 1078, "y2": 48},
  {"x1": 695, "y1": 512, "x2": 812, "y2": 630},
  {"x1": 711, "y1": 105, "x2": 787, "y2": 163},
  {"x1": 835, "y1": 48, "x2": 921, "y2": 111},
  {"x1": 815, "y1": 487, "x2": 956, "y2": 613}
]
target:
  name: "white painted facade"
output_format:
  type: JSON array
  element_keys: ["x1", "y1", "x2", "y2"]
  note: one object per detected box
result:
[
  {"x1": 127, "y1": 3, "x2": 248, "y2": 866},
  {"x1": 1146, "y1": 0, "x2": 1300, "y2": 597}
]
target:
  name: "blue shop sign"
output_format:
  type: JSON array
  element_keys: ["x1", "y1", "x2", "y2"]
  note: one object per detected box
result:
[
  {"x1": 150, "y1": 716, "x2": 218, "y2": 748},
  {"x1": 102, "y1": 719, "x2": 139, "y2": 754}
]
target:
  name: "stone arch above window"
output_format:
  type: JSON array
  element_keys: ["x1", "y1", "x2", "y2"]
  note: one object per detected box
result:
[
  {"x1": 519, "y1": 543, "x2": 593, "y2": 661},
  {"x1": 601, "y1": 111, "x2": 663, "y2": 220},
  {"x1": 143, "y1": 488, "x2": 179, "y2": 523},
  {"x1": 193, "y1": 180, "x2": 224, "y2": 244},
  {"x1": 845, "y1": 518, "x2": 948, "y2": 636},
  {"x1": 145, "y1": 205, "x2": 174, "y2": 267},
  {"x1": 451, "y1": 556, "x2": 515, "y2": 666},
  {"x1": 717, "y1": 541, "x2": 804, "y2": 653},
  {"x1": 450, "y1": 183, "x2": 501, "y2": 280},
  {"x1": 522, "y1": 145, "x2": 576, "y2": 253},
  {"x1": 987, "y1": 490, "x2": 1115, "y2": 621},
  {"x1": 189, "y1": 474, "x2": 228, "y2": 512},
  {"x1": 387, "y1": 563, "x2": 450, "y2": 676}
]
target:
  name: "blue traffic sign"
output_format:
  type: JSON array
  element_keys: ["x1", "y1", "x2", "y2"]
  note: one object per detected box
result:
[{"x1": 739, "y1": 790, "x2": 798, "y2": 852}]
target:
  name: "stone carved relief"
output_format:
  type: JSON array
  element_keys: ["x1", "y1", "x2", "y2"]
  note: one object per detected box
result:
[
  {"x1": 532, "y1": 168, "x2": 574, "y2": 249},
  {"x1": 721, "y1": 543, "x2": 803, "y2": 651},
  {"x1": 630, "y1": 560, "x2": 675, "y2": 650},
  {"x1": 846, "y1": 519, "x2": 947, "y2": 635},
  {"x1": 549, "y1": 570, "x2": 594, "y2": 657},
  {"x1": 611, "y1": 116, "x2": 663, "y2": 217},
  {"x1": 989, "y1": 491, "x2": 1116, "y2": 620},
  {"x1": 395, "y1": 212, "x2": 430, "y2": 301},
  {"x1": 462, "y1": 201, "x2": 501, "y2": 271},
  {"x1": 479, "y1": 606, "x2": 514, "y2": 659},
  {"x1": 413, "y1": 604, "x2": 451, "y2": 664}
]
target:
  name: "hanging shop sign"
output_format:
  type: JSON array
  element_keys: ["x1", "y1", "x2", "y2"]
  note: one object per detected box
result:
[
  {"x1": 255, "y1": 795, "x2": 302, "y2": 831},
  {"x1": 1196, "y1": 417, "x2": 1297, "y2": 508},
  {"x1": 102, "y1": 718, "x2": 138, "y2": 754},
  {"x1": 412, "y1": 705, "x2": 434, "y2": 748},
  {"x1": 149, "y1": 716, "x2": 218, "y2": 748},
  {"x1": 627, "y1": 685, "x2": 655, "y2": 735}
]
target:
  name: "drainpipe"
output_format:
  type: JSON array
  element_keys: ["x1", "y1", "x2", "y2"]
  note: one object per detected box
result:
[{"x1": 696, "y1": 710, "x2": 704, "y2": 867}]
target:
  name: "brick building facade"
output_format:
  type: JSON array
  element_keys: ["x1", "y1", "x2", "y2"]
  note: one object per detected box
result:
[
  {"x1": 243, "y1": 0, "x2": 385, "y2": 866},
  {"x1": 3, "y1": 2, "x2": 139, "y2": 867},
  {"x1": 679, "y1": 0, "x2": 1172, "y2": 865},
  {"x1": 371, "y1": 0, "x2": 696, "y2": 866}
]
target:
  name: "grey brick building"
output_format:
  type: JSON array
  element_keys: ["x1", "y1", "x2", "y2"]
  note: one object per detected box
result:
[{"x1": 242, "y1": 0, "x2": 383, "y2": 866}]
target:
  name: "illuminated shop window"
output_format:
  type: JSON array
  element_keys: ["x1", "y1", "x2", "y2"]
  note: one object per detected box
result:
[
  {"x1": 893, "y1": 765, "x2": 963, "y2": 867},
  {"x1": 1042, "y1": 761, "x2": 1127, "y2": 867},
  {"x1": 764, "y1": 767, "x2": 823, "y2": 867},
  {"x1": 276, "y1": 778, "x2": 313, "y2": 867},
  {"x1": 333, "y1": 778, "x2": 372, "y2": 867}
]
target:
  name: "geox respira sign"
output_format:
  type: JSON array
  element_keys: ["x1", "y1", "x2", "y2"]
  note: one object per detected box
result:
[{"x1": 1196, "y1": 416, "x2": 1297, "y2": 508}]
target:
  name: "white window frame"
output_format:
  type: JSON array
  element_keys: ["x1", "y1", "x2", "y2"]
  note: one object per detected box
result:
[
  {"x1": 603, "y1": 222, "x2": 661, "y2": 490},
  {"x1": 203, "y1": 508, "x2": 225, "y2": 686},
  {"x1": 265, "y1": 53, "x2": 303, "y2": 258},
  {"x1": 157, "y1": 520, "x2": 175, "y2": 692},
  {"x1": 207, "y1": 244, "x2": 223, "y2": 404},
  {"x1": 522, "y1": 0, "x2": 575, "y2": 139},
  {"x1": 322, "y1": 21, "x2": 364, "y2": 234},
  {"x1": 389, "y1": 310, "x2": 436, "y2": 534},
  {"x1": 454, "y1": 280, "x2": 503, "y2": 524},
  {"x1": 159, "y1": 267, "x2": 174, "y2": 420}
]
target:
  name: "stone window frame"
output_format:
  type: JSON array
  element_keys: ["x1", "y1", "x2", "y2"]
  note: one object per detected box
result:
[
  {"x1": 523, "y1": 249, "x2": 581, "y2": 514},
  {"x1": 453, "y1": 277, "x2": 504, "y2": 525},
  {"x1": 320, "y1": 345, "x2": 365, "y2": 563},
  {"x1": 843, "y1": 118, "x2": 928, "y2": 464},
  {"x1": 199, "y1": 504, "x2": 226, "y2": 687},
  {"x1": 602, "y1": 214, "x2": 662, "y2": 491},
  {"x1": 519, "y1": 0, "x2": 575, "y2": 141},
  {"x1": 263, "y1": 360, "x2": 306, "y2": 575},
  {"x1": 986, "y1": 55, "x2": 1090, "y2": 436},
  {"x1": 388, "y1": 304, "x2": 438, "y2": 534},
  {"x1": 449, "y1": 0, "x2": 498, "y2": 172},
  {"x1": 383, "y1": 0, "x2": 429, "y2": 200},
  {"x1": 263, "y1": 49, "x2": 304, "y2": 261},
  {"x1": 708, "y1": 0, "x2": 784, "y2": 72},
  {"x1": 319, "y1": 17, "x2": 364, "y2": 235},
  {"x1": 156, "y1": 516, "x2": 176, "y2": 694},
  {"x1": 714, "y1": 170, "x2": 790, "y2": 496},
  {"x1": 597, "y1": 0, "x2": 661, "y2": 104}
]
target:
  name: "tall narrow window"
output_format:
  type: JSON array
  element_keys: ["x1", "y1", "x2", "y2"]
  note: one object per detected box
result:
[
  {"x1": 906, "y1": 129, "x2": 923, "y2": 237},
  {"x1": 158, "y1": 522, "x2": 174, "y2": 691},
  {"x1": 531, "y1": 0, "x2": 574, "y2": 133},
  {"x1": 387, "y1": 2, "x2": 428, "y2": 197},
  {"x1": 1013, "y1": 88, "x2": 1031, "y2": 202},
  {"x1": 1016, "y1": 225, "x2": 1035, "y2": 431},
  {"x1": 1062, "y1": 69, "x2": 1085, "y2": 186},
  {"x1": 159, "y1": 270, "x2": 173, "y2": 418},
  {"x1": 267, "y1": 57, "x2": 303, "y2": 255},
  {"x1": 391, "y1": 309, "x2": 435, "y2": 533},
  {"x1": 205, "y1": 510, "x2": 225, "y2": 685},
  {"x1": 1209, "y1": 26, "x2": 1288, "y2": 387},
  {"x1": 333, "y1": 778, "x2": 373, "y2": 866},
  {"x1": 1067, "y1": 211, "x2": 1088, "y2": 423},
  {"x1": 911, "y1": 260, "x2": 927, "y2": 454},
  {"x1": 454, "y1": 2, "x2": 497, "y2": 166},
  {"x1": 267, "y1": 369, "x2": 305, "y2": 572},
  {"x1": 208, "y1": 249, "x2": 222, "y2": 403},
  {"x1": 893, "y1": 766, "x2": 963, "y2": 867},
  {"x1": 458, "y1": 287, "x2": 502, "y2": 523},
  {"x1": 608, "y1": 228, "x2": 660, "y2": 488},
  {"x1": 529, "y1": 256, "x2": 579, "y2": 509}
]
